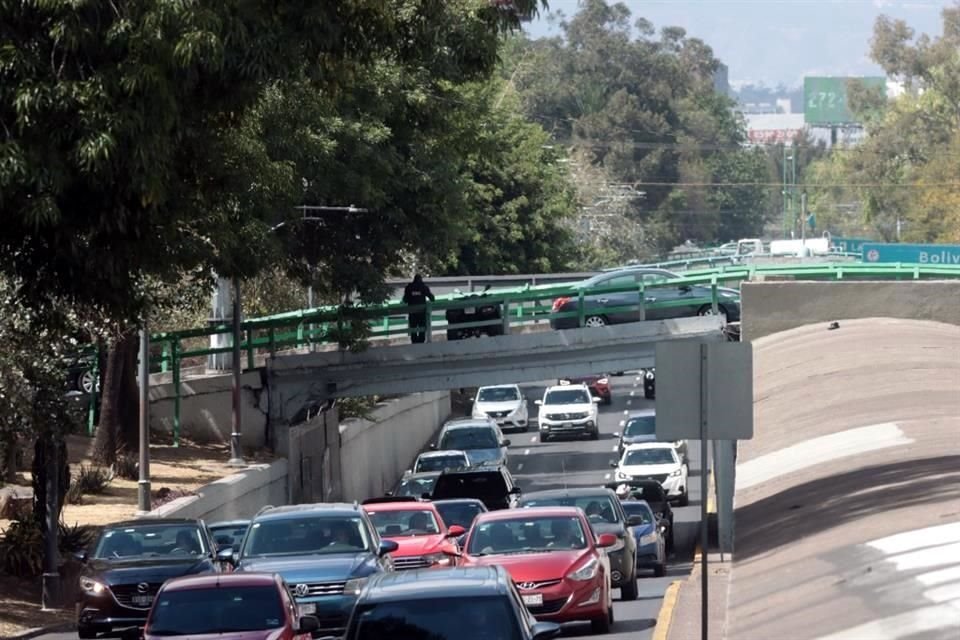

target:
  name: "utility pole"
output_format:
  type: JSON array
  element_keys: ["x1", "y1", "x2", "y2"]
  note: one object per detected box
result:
[
  {"x1": 227, "y1": 277, "x2": 245, "y2": 467},
  {"x1": 137, "y1": 325, "x2": 152, "y2": 512},
  {"x1": 40, "y1": 435, "x2": 60, "y2": 610},
  {"x1": 800, "y1": 192, "x2": 808, "y2": 257}
]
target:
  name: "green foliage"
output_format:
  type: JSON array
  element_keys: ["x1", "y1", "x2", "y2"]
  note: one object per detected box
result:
[
  {"x1": 0, "y1": 519, "x2": 43, "y2": 577},
  {"x1": 112, "y1": 454, "x2": 139, "y2": 482},
  {"x1": 66, "y1": 465, "x2": 115, "y2": 505}
]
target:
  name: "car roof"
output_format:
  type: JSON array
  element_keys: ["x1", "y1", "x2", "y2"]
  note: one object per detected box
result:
[
  {"x1": 362, "y1": 501, "x2": 440, "y2": 514},
  {"x1": 361, "y1": 566, "x2": 508, "y2": 602},
  {"x1": 623, "y1": 442, "x2": 676, "y2": 450},
  {"x1": 104, "y1": 518, "x2": 201, "y2": 528},
  {"x1": 477, "y1": 384, "x2": 520, "y2": 391},
  {"x1": 254, "y1": 503, "x2": 362, "y2": 521},
  {"x1": 160, "y1": 572, "x2": 278, "y2": 592},
  {"x1": 431, "y1": 498, "x2": 488, "y2": 506},
  {"x1": 625, "y1": 409, "x2": 656, "y2": 418},
  {"x1": 417, "y1": 450, "x2": 468, "y2": 459},
  {"x1": 442, "y1": 418, "x2": 497, "y2": 430},
  {"x1": 621, "y1": 500, "x2": 653, "y2": 512},
  {"x1": 474, "y1": 506, "x2": 583, "y2": 522},
  {"x1": 208, "y1": 519, "x2": 250, "y2": 528},
  {"x1": 545, "y1": 383, "x2": 590, "y2": 393},
  {"x1": 520, "y1": 488, "x2": 617, "y2": 500}
]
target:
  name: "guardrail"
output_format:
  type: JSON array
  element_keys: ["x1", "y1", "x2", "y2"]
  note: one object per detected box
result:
[{"x1": 79, "y1": 261, "x2": 960, "y2": 444}]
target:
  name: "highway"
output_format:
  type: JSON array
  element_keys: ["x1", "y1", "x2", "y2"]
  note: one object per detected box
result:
[{"x1": 507, "y1": 373, "x2": 702, "y2": 639}]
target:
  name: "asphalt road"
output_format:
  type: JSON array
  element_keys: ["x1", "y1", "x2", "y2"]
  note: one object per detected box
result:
[
  {"x1": 38, "y1": 373, "x2": 700, "y2": 640},
  {"x1": 508, "y1": 373, "x2": 702, "y2": 640}
]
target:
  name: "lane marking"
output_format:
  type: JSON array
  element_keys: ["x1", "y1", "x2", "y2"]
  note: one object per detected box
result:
[
  {"x1": 874, "y1": 542, "x2": 960, "y2": 572},
  {"x1": 651, "y1": 580, "x2": 682, "y2": 640},
  {"x1": 630, "y1": 390, "x2": 636, "y2": 397},
  {"x1": 916, "y1": 565, "x2": 960, "y2": 588},
  {"x1": 736, "y1": 423, "x2": 913, "y2": 491},
  {"x1": 523, "y1": 449, "x2": 531, "y2": 456},
  {"x1": 517, "y1": 463, "x2": 524, "y2": 471},
  {"x1": 867, "y1": 521, "x2": 960, "y2": 556},
  {"x1": 603, "y1": 473, "x2": 611, "y2": 480},
  {"x1": 626, "y1": 399, "x2": 632, "y2": 406},
  {"x1": 611, "y1": 445, "x2": 619, "y2": 452},
  {"x1": 529, "y1": 435, "x2": 537, "y2": 443},
  {"x1": 813, "y1": 603, "x2": 960, "y2": 640},
  {"x1": 623, "y1": 410, "x2": 629, "y2": 415}
]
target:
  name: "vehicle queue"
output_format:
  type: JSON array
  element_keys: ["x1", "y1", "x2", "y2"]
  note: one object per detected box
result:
[{"x1": 74, "y1": 381, "x2": 681, "y2": 640}]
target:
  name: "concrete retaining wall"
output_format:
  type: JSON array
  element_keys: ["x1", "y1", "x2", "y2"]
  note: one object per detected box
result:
[
  {"x1": 289, "y1": 407, "x2": 341, "y2": 504},
  {"x1": 339, "y1": 391, "x2": 452, "y2": 502},
  {"x1": 741, "y1": 280, "x2": 960, "y2": 341}
]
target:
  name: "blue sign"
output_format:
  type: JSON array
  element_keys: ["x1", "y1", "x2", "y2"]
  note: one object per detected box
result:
[{"x1": 861, "y1": 243, "x2": 960, "y2": 265}]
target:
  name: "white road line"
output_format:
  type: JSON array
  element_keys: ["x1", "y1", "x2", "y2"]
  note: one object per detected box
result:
[
  {"x1": 530, "y1": 436, "x2": 537, "y2": 443},
  {"x1": 813, "y1": 603, "x2": 960, "y2": 640},
  {"x1": 612, "y1": 446, "x2": 619, "y2": 452},
  {"x1": 736, "y1": 422, "x2": 913, "y2": 491},
  {"x1": 867, "y1": 521, "x2": 960, "y2": 556},
  {"x1": 523, "y1": 449, "x2": 531, "y2": 456},
  {"x1": 924, "y1": 581, "x2": 960, "y2": 605},
  {"x1": 603, "y1": 473, "x2": 611, "y2": 480},
  {"x1": 619, "y1": 421, "x2": 625, "y2": 427},
  {"x1": 517, "y1": 463, "x2": 524, "y2": 471},
  {"x1": 629, "y1": 391, "x2": 635, "y2": 397},
  {"x1": 916, "y1": 565, "x2": 960, "y2": 588},
  {"x1": 877, "y1": 542, "x2": 960, "y2": 572},
  {"x1": 623, "y1": 410, "x2": 629, "y2": 415},
  {"x1": 626, "y1": 399, "x2": 632, "y2": 406}
]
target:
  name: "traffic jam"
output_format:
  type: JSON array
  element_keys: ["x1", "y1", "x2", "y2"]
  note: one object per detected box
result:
[{"x1": 74, "y1": 380, "x2": 685, "y2": 640}]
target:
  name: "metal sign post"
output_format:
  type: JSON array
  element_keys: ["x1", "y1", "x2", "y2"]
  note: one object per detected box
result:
[
  {"x1": 699, "y1": 343, "x2": 709, "y2": 640},
  {"x1": 137, "y1": 325, "x2": 152, "y2": 513}
]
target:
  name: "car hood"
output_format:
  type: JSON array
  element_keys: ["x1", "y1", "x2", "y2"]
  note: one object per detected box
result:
[
  {"x1": 474, "y1": 401, "x2": 523, "y2": 414},
  {"x1": 385, "y1": 535, "x2": 448, "y2": 556},
  {"x1": 588, "y1": 521, "x2": 626, "y2": 538},
  {"x1": 87, "y1": 557, "x2": 213, "y2": 585},
  {"x1": 542, "y1": 403, "x2": 594, "y2": 414},
  {"x1": 631, "y1": 523, "x2": 655, "y2": 538},
  {"x1": 463, "y1": 448, "x2": 504, "y2": 465},
  {"x1": 466, "y1": 550, "x2": 587, "y2": 581},
  {"x1": 146, "y1": 631, "x2": 285, "y2": 640},
  {"x1": 238, "y1": 554, "x2": 369, "y2": 581},
  {"x1": 619, "y1": 462, "x2": 680, "y2": 476}
]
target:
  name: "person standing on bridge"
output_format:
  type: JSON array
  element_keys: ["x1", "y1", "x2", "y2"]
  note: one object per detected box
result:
[{"x1": 403, "y1": 274, "x2": 435, "y2": 344}]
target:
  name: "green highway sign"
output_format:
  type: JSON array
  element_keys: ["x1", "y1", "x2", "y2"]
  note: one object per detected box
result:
[
  {"x1": 804, "y1": 77, "x2": 886, "y2": 125},
  {"x1": 861, "y1": 243, "x2": 960, "y2": 265}
]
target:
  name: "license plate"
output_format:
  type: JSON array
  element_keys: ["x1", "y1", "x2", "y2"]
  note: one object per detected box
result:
[
  {"x1": 298, "y1": 603, "x2": 317, "y2": 616},
  {"x1": 522, "y1": 594, "x2": 543, "y2": 606},
  {"x1": 132, "y1": 595, "x2": 153, "y2": 607},
  {"x1": 562, "y1": 423, "x2": 572, "y2": 429},
  {"x1": 464, "y1": 307, "x2": 475, "y2": 314}
]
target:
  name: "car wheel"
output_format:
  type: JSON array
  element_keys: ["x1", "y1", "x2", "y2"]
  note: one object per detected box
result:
[
  {"x1": 590, "y1": 430, "x2": 599, "y2": 440},
  {"x1": 679, "y1": 488, "x2": 689, "y2": 507},
  {"x1": 584, "y1": 315, "x2": 608, "y2": 328},
  {"x1": 539, "y1": 433, "x2": 551, "y2": 443},
  {"x1": 77, "y1": 627, "x2": 98, "y2": 639},
  {"x1": 667, "y1": 530, "x2": 675, "y2": 552},
  {"x1": 654, "y1": 563, "x2": 667, "y2": 577},
  {"x1": 644, "y1": 388, "x2": 654, "y2": 400},
  {"x1": 591, "y1": 610, "x2": 612, "y2": 634},
  {"x1": 697, "y1": 304, "x2": 728, "y2": 323},
  {"x1": 78, "y1": 370, "x2": 96, "y2": 394},
  {"x1": 620, "y1": 575, "x2": 639, "y2": 601}
]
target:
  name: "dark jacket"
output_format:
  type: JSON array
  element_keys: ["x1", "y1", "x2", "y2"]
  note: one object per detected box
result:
[{"x1": 403, "y1": 278, "x2": 435, "y2": 309}]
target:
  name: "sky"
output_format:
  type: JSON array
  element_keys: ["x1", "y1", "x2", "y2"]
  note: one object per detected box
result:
[{"x1": 524, "y1": 0, "x2": 952, "y2": 88}]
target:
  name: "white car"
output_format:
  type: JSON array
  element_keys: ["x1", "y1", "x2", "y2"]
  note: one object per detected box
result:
[
  {"x1": 408, "y1": 450, "x2": 470, "y2": 475},
  {"x1": 534, "y1": 383, "x2": 601, "y2": 442},
  {"x1": 472, "y1": 384, "x2": 529, "y2": 431},
  {"x1": 612, "y1": 442, "x2": 689, "y2": 506}
]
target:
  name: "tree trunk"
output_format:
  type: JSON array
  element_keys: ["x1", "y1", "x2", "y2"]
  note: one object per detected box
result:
[{"x1": 93, "y1": 330, "x2": 140, "y2": 466}]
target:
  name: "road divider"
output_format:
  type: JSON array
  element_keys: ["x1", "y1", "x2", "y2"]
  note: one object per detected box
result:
[{"x1": 652, "y1": 580, "x2": 683, "y2": 640}]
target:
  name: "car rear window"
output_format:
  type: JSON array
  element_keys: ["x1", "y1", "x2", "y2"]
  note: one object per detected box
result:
[
  {"x1": 432, "y1": 473, "x2": 508, "y2": 500},
  {"x1": 148, "y1": 585, "x2": 284, "y2": 634},
  {"x1": 520, "y1": 495, "x2": 620, "y2": 524},
  {"x1": 352, "y1": 596, "x2": 522, "y2": 640}
]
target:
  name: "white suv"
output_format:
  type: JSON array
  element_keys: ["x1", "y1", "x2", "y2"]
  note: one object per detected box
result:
[
  {"x1": 612, "y1": 442, "x2": 689, "y2": 506},
  {"x1": 535, "y1": 383, "x2": 600, "y2": 442}
]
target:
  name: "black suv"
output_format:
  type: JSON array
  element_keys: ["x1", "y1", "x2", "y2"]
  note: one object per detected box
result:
[
  {"x1": 429, "y1": 465, "x2": 521, "y2": 511},
  {"x1": 75, "y1": 518, "x2": 220, "y2": 637},
  {"x1": 517, "y1": 487, "x2": 640, "y2": 600},
  {"x1": 608, "y1": 480, "x2": 675, "y2": 550}
]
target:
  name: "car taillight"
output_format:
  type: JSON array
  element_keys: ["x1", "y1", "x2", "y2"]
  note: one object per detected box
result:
[{"x1": 552, "y1": 297, "x2": 570, "y2": 312}]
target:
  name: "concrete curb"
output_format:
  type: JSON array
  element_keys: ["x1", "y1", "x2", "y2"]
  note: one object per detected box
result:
[
  {"x1": 652, "y1": 580, "x2": 683, "y2": 640},
  {"x1": 4, "y1": 621, "x2": 75, "y2": 640}
]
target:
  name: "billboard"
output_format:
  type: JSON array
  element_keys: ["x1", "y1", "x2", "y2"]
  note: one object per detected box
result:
[
  {"x1": 861, "y1": 243, "x2": 960, "y2": 265},
  {"x1": 804, "y1": 77, "x2": 886, "y2": 125}
]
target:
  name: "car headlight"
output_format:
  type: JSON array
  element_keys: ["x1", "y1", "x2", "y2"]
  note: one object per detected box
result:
[
  {"x1": 568, "y1": 556, "x2": 599, "y2": 581},
  {"x1": 80, "y1": 577, "x2": 107, "y2": 595},
  {"x1": 424, "y1": 552, "x2": 453, "y2": 567},
  {"x1": 669, "y1": 468, "x2": 682, "y2": 478},
  {"x1": 343, "y1": 577, "x2": 368, "y2": 595},
  {"x1": 639, "y1": 533, "x2": 658, "y2": 546}
]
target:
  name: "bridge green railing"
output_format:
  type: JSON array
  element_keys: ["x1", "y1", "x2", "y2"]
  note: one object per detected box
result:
[{"x1": 80, "y1": 261, "x2": 960, "y2": 444}]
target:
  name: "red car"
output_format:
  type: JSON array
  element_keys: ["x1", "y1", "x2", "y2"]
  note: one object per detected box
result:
[
  {"x1": 139, "y1": 572, "x2": 318, "y2": 640},
  {"x1": 361, "y1": 498, "x2": 465, "y2": 570},
  {"x1": 560, "y1": 376, "x2": 612, "y2": 405},
  {"x1": 461, "y1": 506, "x2": 617, "y2": 634}
]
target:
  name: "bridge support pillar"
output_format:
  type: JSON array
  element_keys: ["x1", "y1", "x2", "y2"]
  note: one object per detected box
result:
[{"x1": 713, "y1": 439, "x2": 737, "y2": 555}]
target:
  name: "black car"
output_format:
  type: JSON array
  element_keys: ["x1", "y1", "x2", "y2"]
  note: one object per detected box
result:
[
  {"x1": 75, "y1": 518, "x2": 220, "y2": 638},
  {"x1": 608, "y1": 480, "x2": 675, "y2": 551},
  {"x1": 517, "y1": 487, "x2": 641, "y2": 600},
  {"x1": 445, "y1": 286, "x2": 504, "y2": 341},
  {"x1": 641, "y1": 368, "x2": 655, "y2": 399},
  {"x1": 429, "y1": 465, "x2": 521, "y2": 511},
  {"x1": 327, "y1": 566, "x2": 561, "y2": 640}
]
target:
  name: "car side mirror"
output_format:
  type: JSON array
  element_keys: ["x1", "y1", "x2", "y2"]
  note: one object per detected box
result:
[
  {"x1": 501, "y1": 439, "x2": 511, "y2": 447},
  {"x1": 509, "y1": 486, "x2": 523, "y2": 495},
  {"x1": 592, "y1": 397, "x2": 601, "y2": 403},
  {"x1": 609, "y1": 461, "x2": 618, "y2": 468},
  {"x1": 534, "y1": 399, "x2": 543, "y2": 406},
  {"x1": 612, "y1": 432, "x2": 620, "y2": 438},
  {"x1": 531, "y1": 621, "x2": 562, "y2": 639},
  {"x1": 216, "y1": 547, "x2": 236, "y2": 565},
  {"x1": 447, "y1": 525, "x2": 466, "y2": 538},
  {"x1": 296, "y1": 616, "x2": 320, "y2": 635},
  {"x1": 73, "y1": 550, "x2": 88, "y2": 563},
  {"x1": 596, "y1": 533, "x2": 618, "y2": 548},
  {"x1": 429, "y1": 443, "x2": 437, "y2": 450},
  {"x1": 378, "y1": 539, "x2": 400, "y2": 556},
  {"x1": 626, "y1": 515, "x2": 644, "y2": 527}
]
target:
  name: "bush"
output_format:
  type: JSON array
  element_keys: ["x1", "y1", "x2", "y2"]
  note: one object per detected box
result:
[
  {"x1": 113, "y1": 454, "x2": 138, "y2": 481},
  {"x1": 59, "y1": 522, "x2": 95, "y2": 555},
  {"x1": 67, "y1": 465, "x2": 114, "y2": 504},
  {"x1": 0, "y1": 519, "x2": 43, "y2": 577}
]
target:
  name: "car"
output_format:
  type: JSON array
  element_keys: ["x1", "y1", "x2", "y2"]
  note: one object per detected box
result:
[
  {"x1": 327, "y1": 566, "x2": 562, "y2": 640},
  {"x1": 445, "y1": 286, "x2": 504, "y2": 341},
  {"x1": 611, "y1": 443, "x2": 689, "y2": 506},
  {"x1": 208, "y1": 519, "x2": 250, "y2": 553},
  {"x1": 408, "y1": 450, "x2": 470, "y2": 474},
  {"x1": 613, "y1": 410, "x2": 687, "y2": 461},
  {"x1": 471, "y1": 384, "x2": 530, "y2": 431},
  {"x1": 433, "y1": 417, "x2": 510, "y2": 467},
  {"x1": 389, "y1": 471, "x2": 441, "y2": 498},
  {"x1": 641, "y1": 368, "x2": 655, "y2": 399},
  {"x1": 432, "y1": 498, "x2": 488, "y2": 531},
  {"x1": 460, "y1": 507, "x2": 616, "y2": 634},
  {"x1": 75, "y1": 518, "x2": 220, "y2": 638},
  {"x1": 429, "y1": 465, "x2": 522, "y2": 511},
  {"x1": 137, "y1": 572, "x2": 319, "y2": 639},
  {"x1": 517, "y1": 488, "x2": 640, "y2": 600},
  {"x1": 222, "y1": 503, "x2": 399, "y2": 638},
  {"x1": 361, "y1": 499, "x2": 465, "y2": 570},
  {"x1": 549, "y1": 267, "x2": 742, "y2": 328},
  {"x1": 608, "y1": 480, "x2": 675, "y2": 552},
  {"x1": 535, "y1": 383, "x2": 601, "y2": 442},
  {"x1": 619, "y1": 500, "x2": 667, "y2": 577},
  {"x1": 559, "y1": 375, "x2": 612, "y2": 405}
]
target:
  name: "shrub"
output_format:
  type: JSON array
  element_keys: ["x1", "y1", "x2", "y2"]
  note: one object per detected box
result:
[
  {"x1": 113, "y1": 454, "x2": 138, "y2": 481},
  {"x1": 67, "y1": 465, "x2": 114, "y2": 504},
  {"x1": 59, "y1": 522, "x2": 95, "y2": 555},
  {"x1": 0, "y1": 519, "x2": 43, "y2": 577}
]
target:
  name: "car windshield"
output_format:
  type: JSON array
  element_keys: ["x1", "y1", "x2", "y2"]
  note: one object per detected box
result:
[
  {"x1": 624, "y1": 416, "x2": 656, "y2": 437},
  {"x1": 93, "y1": 524, "x2": 207, "y2": 560},
  {"x1": 520, "y1": 495, "x2": 619, "y2": 524},
  {"x1": 544, "y1": 389, "x2": 590, "y2": 404},
  {"x1": 432, "y1": 473, "x2": 507, "y2": 501},
  {"x1": 367, "y1": 510, "x2": 441, "y2": 537},
  {"x1": 439, "y1": 427, "x2": 499, "y2": 450},
  {"x1": 434, "y1": 502, "x2": 486, "y2": 529},
  {"x1": 415, "y1": 455, "x2": 467, "y2": 473},
  {"x1": 624, "y1": 448, "x2": 677, "y2": 466},
  {"x1": 393, "y1": 475, "x2": 438, "y2": 498},
  {"x1": 467, "y1": 516, "x2": 587, "y2": 555},
  {"x1": 621, "y1": 503, "x2": 655, "y2": 524},
  {"x1": 243, "y1": 516, "x2": 370, "y2": 557},
  {"x1": 477, "y1": 387, "x2": 519, "y2": 402},
  {"x1": 352, "y1": 596, "x2": 522, "y2": 640},
  {"x1": 148, "y1": 585, "x2": 283, "y2": 635},
  {"x1": 209, "y1": 524, "x2": 249, "y2": 551}
]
